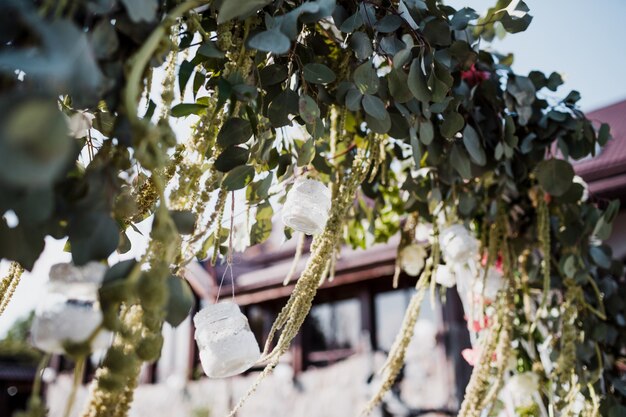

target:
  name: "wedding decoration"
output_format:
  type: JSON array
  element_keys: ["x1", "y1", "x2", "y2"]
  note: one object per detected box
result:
[
  {"x1": 31, "y1": 262, "x2": 111, "y2": 354},
  {"x1": 193, "y1": 301, "x2": 261, "y2": 378},
  {"x1": 0, "y1": 0, "x2": 624, "y2": 417},
  {"x1": 282, "y1": 178, "x2": 332, "y2": 235}
]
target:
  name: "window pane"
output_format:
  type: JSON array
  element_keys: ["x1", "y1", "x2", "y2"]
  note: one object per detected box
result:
[
  {"x1": 306, "y1": 298, "x2": 361, "y2": 352},
  {"x1": 375, "y1": 288, "x2": 436, "y2": 351}
]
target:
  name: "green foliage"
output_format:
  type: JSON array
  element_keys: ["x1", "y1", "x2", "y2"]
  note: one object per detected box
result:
[
  {"x1": 0, "y1": 0, "x2": 623, "y2": 414},
  {"x1": 0, "y1": 312, "x2": 42, "y2": 365}
]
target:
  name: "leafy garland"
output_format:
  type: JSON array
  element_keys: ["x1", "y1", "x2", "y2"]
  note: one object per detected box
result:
[{"x1": 0, "y1": 0, "x2": 624, "y2": 416}]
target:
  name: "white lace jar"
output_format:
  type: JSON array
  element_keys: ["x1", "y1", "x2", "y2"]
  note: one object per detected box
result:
[
  {"x1": 31, "y1": 262, "x2": 111, "y2": 354},
  {"x1": 193, "y1": 301, "x2": 261, "y2": 378},
  {"x1": 281, "y1": 178, "x2": 331, "y2": 235}
]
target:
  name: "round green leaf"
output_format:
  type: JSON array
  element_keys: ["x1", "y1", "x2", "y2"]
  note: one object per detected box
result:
[
  {"x1": 216, "y1": 117, "x2": 253, "y2": 147},
  {"x1": 214, "y1": 146, "x2": 250, "y2": 172},
  {"x1": 462, "y1": 124, "x2": 486, "y2": 166},
  {"x1": 247, "y1": 29, "x2": 291, "y2": 55},
  {"x1": 303, "y1": 63, "x2": 336, "y2": 84},
  {"x1": 362, "y1": 94, "x2": 387, "y2": 121},
  {"x1": 222, "y1": 165, "x2": 255, "y2": 190},
  {"x1": 353, "y1": 61, "x2": 379, "y2": 94},
  {"x1": 535, "y1": 159, "x2": 574, "y2": 197},
  {"x1": 165, "y1": 275, "x2": 194, "y2": 327}
]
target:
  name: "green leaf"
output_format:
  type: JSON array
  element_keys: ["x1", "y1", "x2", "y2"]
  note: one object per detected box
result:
[
  {"x1": 345, "y1": 88, "x2": 363, "y2": 111},
  {"x1": 247, "y1": 29, "x2": 291, "y2": 54},
  {"x1": 450, "y1": 145, "x2": 471, "y2": 179},
  {"x1": 439, "y1": 111, "x2": 464, "y2": 138},
  {"x1": 423, "y1": 18, "x2": 451, "y2": 46},
  {"x1": 169, "y1": 210, "x2": 196, "y2": 235},
  {"x1": 500, "y1": 2, "x2": 533, "y2": 34},
  {"x1": 268, "y1": 88, "x2": 299, "y2": 127},
  {"x1": 170, "y1": 103, "x2": 207, "y2": 117},
  {"x1": 462, "y1": 125, "x2": 486, "y2": 166},
  {"x1": 214, "y1": 146, "x2": 250, "y2": 172},
  {"x1": 365, "y1": 112, "x2": 391, "y2": 134},
  {"x1": 418, "y1": 120, "x2": 434, "y2": 145},
  {"x1": 297, "y1": 139, "x2": 315, "y2": 166},
  {"x1": 299, "y1": 95, "x2": 320, "y2": 125},
  {"x1": 218, "y1": 0, "x2": 273, "y2": 23},
  {"x1": 535, "y1": 159, "x2": 574, "y2": 197},
  {"x1": 250, "y1": 202, "x2": 273, "y2": 245},
  {"x1": 303, "y1": 63, "x2": 336, "y2": 84},
  {"x1": 388, "y1": 69, "x2": 413, "y2": 103},
  {"x1": 349, "y1": 32, "x2": 373, "y2": 60},
  {"x1": 222, "y1": 165, "x2": 255, "y2": 190},
  {"x1": 121, "y1": 0, "x2": 157, "y2": 23},
  {"x1": 353, "y1": 61, "x2": 379, "y2": 94},
  {"x1": 362, "y1": 94, "x2": 387, "y2": 120},
  {"x1": 374, "y1": 15, "x2": 402, "y2": 33},
  {"x1": 216, "y1": 117, "x2": 253, "y2": 147},
  {"x1": 408, "y1": 59, "x2": 431, "y2": 102},
  {"x1": 339, "y1": 12, "x2": 364, "y2": 33},
  {"x1": 260, "y1": 64, "x2": 288, "y2": 87},
  {"x1": 165, "y1": 275, "x2": 194, "y2": 327},
  {"x1": 598, "y1": 123, "x2": 610, "y2": 146},
  {"x1": 589, "y1": 246, "x2": 611, "y2": 269},
  {"x1": 178, "y1": 60, "x2": 195, "y2": 95},
  {"x1": 69, "y1": 211, "x2": 120, "y2": 265},
  {"x1": 197, "y1": 42, "x2": 225, "y2": 59}
]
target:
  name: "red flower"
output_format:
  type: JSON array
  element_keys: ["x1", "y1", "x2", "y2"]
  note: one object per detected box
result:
[{"x1": 461, "y1": 64, "x2": 490, "y2": 86}]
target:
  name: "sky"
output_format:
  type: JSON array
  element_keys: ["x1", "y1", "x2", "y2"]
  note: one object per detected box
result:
[{"x1": 2, "y1": 0, "x2": 626, "y2": 336}]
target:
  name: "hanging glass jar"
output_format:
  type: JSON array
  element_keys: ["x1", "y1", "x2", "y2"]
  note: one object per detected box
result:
[
  {"x1": 31, "y1": 262, "x2": 111, "y2": 354},
  {"x1": 281, "y1": 178, "x2": 331, "y2": 235},
  {"x1": 193, "y1": 301, "x2": 261, "y2": 378}
]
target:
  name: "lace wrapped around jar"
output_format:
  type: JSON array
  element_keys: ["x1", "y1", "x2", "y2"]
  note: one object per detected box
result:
[
  {"x1": 31, "y1": 262, "x2": 111, "y2": 354},
  {"x1": 193, "y1": 301, "x2": 261, "y2": 378},
  {"x1": 281, "y1": 178, "x2": 331, "y2": 235}
]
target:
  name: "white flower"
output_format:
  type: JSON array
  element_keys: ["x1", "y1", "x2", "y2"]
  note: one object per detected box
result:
[
  {"x1": 415, "y1": 222, "x2": 434, "y2": 243},
  {"x1": 440, "y1": 224, "x2": 479, "y2": 265},
  {"x1": 434, "y1": 264, "x2": 456, "y2": 287},
  {"x1": 67, "y1": 111, "x2": 95, "y2": 138},
  {"x1": 573, "y1": 175, "x2": 589, "y2": 202},
  {"x1": 504, "y1": 372, "x2": 539, "y2": 407},
  {"x1": 400, "y1": 243, "x2": 427, "y2": 276},
  {"x1": 473, "y1": 267, "x2": 505, "y2": 301}
]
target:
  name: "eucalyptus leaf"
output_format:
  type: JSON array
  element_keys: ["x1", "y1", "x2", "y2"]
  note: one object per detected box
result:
[
  {"x1": 362, "y1": 94, "x2": 387, "y2": 121},
  {"x1": 214, "y1": 146, "x2": 250, "y2": 172},
  {"x1": 222, "y1": 165, "x2": 255, "y2": 190},
  {"x1": 216, "y1": 118, "x2": 253, "y2": 147},
  {"x1": 247, "y1": 29, "x2": 291, "y2": 54},
  {"x1": 218, "y1": 0, "x2": 273, "y2": 23},
  {"x1": 462, "y1": 125, "x2": 486, "y2": 166},
  {"x1": 171, "y1": 103, "x2": 207, "y2": 118},
  {"x1": 408, "y1": 59, "x2": 431, "y2": 102},
  {"x1": 303, "y1": 63, "x2": 336, "y2": 84},
  {"x1": 535, "y1": 159, "x2": 574, "y2": 197},
  {"x1": 164, "y1": 275, "x2": 194, "y2": 327},
  {"x1": 353, "y1": 61, "x2": 379, "y2": 95}
]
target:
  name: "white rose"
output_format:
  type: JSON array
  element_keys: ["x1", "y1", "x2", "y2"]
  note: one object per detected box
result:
[
  {"x1": 400, "y1": 243, "x2": 427, "y2": 276},
  {"x1": 504, "y1": 372, "x2": 539, "y2": 407},
  {"x1": 440, "y1": 224, "x2": 479, "y2": 265},
  {"x1": 434, "y1": 264, "x2": 456, "y2": 287},
  {"x1": 573, "y1": 175, "x2": 589, "y2": 202},
  {"x1": 67, "y1": 111, "x2": 95, "y2": 138}
]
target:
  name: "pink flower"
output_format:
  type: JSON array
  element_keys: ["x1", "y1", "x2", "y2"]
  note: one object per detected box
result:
[
  {"x1": 461, "y1": 64, "x2": 490, "y2": 86},
  {"x1": 462, "y1": 348, "x2": 480, "y2": 366}
]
